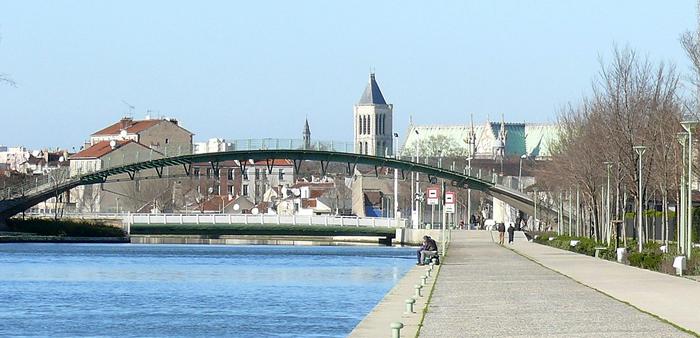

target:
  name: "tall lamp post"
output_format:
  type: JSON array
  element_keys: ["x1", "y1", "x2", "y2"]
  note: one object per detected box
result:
[
  {"x1": 414, "y1": 129, "x2": 420, "y2": 228},
  {"x1": 633, "y1": 146, "x2": 646, "y2": 253},
  {"x1": 681, "y1": 118, "x2": 699, "y2": 259},
  {"x1": 467, "y1": 156, "x2": 473, "y2": 227},
  {"x1": 393, "y1": 133, "x2": 400, "y2": 225},
  {"x1": 603, "y1": 161, "x2": 613, "y2": 245},
  {"x1": 518, "y1": 154, "x2": 527, "y2": 192},
  {"x1": 677, "y1": 132, "x2": 688, "y2": 255}
]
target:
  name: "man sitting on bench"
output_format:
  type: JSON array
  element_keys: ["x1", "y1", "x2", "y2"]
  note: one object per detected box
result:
[{"x1": 417, "y1": 235, "x2": 438, "y2": 265}]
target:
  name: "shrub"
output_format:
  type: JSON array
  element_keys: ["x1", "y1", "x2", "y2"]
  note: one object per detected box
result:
[
  {"x1": 8, "y1": 218, "x2": 125, "y2": 237},
  {"x1": 628, "y1": 251, "x2": 663, "y2": 271}
]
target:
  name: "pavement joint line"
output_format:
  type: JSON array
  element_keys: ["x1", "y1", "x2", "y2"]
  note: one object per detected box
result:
[{"x1": 507, "y1": 243, "x2": 700, "y2": 337}]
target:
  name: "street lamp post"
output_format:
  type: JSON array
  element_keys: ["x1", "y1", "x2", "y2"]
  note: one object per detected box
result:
[
  {"x1": 518, "y1": 154, "x2": 527, "y2": 192},
  {"x1": 681, "y1": 119, "x2": 699, "y2": 260},
  {"x1": 414, "y1": 129, "x2": 420, "y2": 228},
  {"x1": 467, "y1": 156, "x2": 473, "y2": 227},
  {"x1": 677, "y1": 132, "x2": 688, "y2": 255},
  {"x1": 633, "y1": 146, "x2": 647, "y2": 253},
  {"x1": 533, "y1": 188, "x2": 538, "y2": 231},
  {"x1": 393, "y1": 133, "x2": 400, "y2": 227},
  {"x1": 604, "y1": 161, "x2": 613, "y2": 245}
]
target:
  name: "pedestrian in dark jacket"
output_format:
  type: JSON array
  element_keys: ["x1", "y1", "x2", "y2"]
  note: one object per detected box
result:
[
  {"x1": 497, "y1": 223, "x2": 506, "y2": 245},
  {"x1": 507, "y1": 223, "x2": 515, "y2": 244},
  {"x1": 416, "y1": 235, "x2": 438, "y2": 265}
]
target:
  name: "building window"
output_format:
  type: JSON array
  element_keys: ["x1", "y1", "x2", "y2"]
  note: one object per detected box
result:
[
  {"x1": 359, "y1": 142, "x2": 363, "y2": 154},
  {"x1": 227, "y1": 168, "x2": 233, "y2": 180},
  {"x1": 194, "y1": 167, "x2": 200, "y2": 177},
  {"x1": 278, "y1": 168, "x2": 284, "y2": 180},
  {"x1": 206, "y1": 168, "x2": 212, "y2": 178},
  {"x1": 243, "y1": 170, "x2": 248, "y2": 180},
  {"x1": 366, "y1": 115, "x2": 370, "y2": 135},
  {"x1": 243, "y1": 184, "x2": 249, "y2": 196},
  {"x1": 165, "y1": 138, "x2": 169, "y2": 144},
  {"x1": 227, "y1": 185, "x2": 233, "y2": 195},
  {"x1": 255, "y1": 168, "x2": 260, "y2": 180}
]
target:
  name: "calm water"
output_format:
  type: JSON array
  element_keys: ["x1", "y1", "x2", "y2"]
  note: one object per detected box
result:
[{"x1": 0, "y1": 244, "x2": 414, "y2": 337}]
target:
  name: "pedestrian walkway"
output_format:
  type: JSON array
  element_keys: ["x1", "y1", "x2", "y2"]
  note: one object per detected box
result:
[
  {"x1": 510, "y1": 235, "x2": 700, "y2": 334},
  {"x1": 418, "y1": 231, "x2": 691, "y2": 337}
]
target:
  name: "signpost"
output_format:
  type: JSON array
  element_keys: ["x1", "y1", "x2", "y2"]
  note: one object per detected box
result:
[
  {"x1": 427, "y1": 187, "x2": 439, "y2": 205},
  {"x1": 444, "y1": 192, "x2": 455, "y2": 214},
  {"x1": 427, "y1": 187, "x2": 439, "y2": 228}
]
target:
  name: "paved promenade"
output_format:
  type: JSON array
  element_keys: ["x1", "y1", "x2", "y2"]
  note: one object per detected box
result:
[
  {"x1": 419, "y1": 231, "x2": 691, "y2": 337},
  {"x1": 510, "y1": 234, "x2": 700, "y2": 334}
]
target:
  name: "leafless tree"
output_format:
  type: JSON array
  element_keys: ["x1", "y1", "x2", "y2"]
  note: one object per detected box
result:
[
  {"x1": 537, "y1": 46, "x2": 684, "y2": 249},
  {"x1": 0, "y1": 35, "x2": 16, "y2": 87}
]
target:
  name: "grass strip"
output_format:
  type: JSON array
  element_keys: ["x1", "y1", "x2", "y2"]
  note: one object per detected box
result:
[{"x1": 413, "y1": 243, "x2": 449, "y2": 338}]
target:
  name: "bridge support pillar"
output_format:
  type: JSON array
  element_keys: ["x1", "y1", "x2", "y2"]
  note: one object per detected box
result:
[{"x1": 492, "y1": 196, "x2": 516, "y2": 225}]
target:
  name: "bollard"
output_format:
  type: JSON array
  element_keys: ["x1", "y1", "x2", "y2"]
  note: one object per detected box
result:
[
  {"x1": 404, "y1": 298, "x2": 416, "y2": 314},
  {"x1": 390, "y1": 322, "x2": 404, "y2": 338},
  {"x1": 421, "y1": 276, "x2": 427, "y2": 286},
  {"x1": 414, "y1": 284, "x2": 423, "y2": 298}
]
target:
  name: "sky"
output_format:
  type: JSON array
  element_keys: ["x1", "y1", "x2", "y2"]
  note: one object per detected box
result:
[{"x1": 0, "y1": 0, "x2": 697, "y2": 150}]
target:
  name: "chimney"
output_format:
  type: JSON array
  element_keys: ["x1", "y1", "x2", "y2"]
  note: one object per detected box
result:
[{"x1": 120, "y1": 117, "x2": 133, "y2": 130}]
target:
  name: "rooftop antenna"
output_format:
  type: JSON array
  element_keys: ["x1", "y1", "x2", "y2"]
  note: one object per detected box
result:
[{"x1": 121, "y1": 100, "x2": 135, "y2": 118}]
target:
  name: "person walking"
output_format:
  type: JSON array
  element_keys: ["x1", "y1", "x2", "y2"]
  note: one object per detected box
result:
[
  {"x1": 497, "y1": 222, "x2": 506, "y2": 245},
  {"x1": 507, "y1": 223, "x2": 515, "y2": 244}
]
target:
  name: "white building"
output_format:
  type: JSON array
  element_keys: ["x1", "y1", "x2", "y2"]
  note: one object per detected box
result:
[
  {"x1": 0, "y1": 146, "x2": 30, "y2": 171},
  {"x1": 402, "y1": 117, "x2": 558, "y2": 159},
  {"x1": 193, "y1": 138, "x2": 234, "y2": 154}
]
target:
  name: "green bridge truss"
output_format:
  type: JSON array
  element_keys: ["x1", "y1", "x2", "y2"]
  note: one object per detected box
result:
[{"x1": 0, "y1": 149, "x2": 542, "y2": 221}]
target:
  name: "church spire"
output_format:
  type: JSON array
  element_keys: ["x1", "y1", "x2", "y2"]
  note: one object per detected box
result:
[
  {"x1": 303, "y1": 118, "x2": 311, "y2": 150},
  {"x1": 358, "y1": 73, "x2": 387, "y2": 105}
]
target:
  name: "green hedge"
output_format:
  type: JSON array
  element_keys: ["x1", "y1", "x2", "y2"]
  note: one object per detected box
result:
[
  {"x1": 8, "y1": 218, "x2": 125, "y2": 237},
  {"x1": 130, "y1": 223, "x2": 396, "y2": 238}
]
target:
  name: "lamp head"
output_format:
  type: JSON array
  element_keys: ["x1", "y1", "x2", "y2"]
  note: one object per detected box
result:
[
  {"x1": 632, "y1": 145, "x2": 647, "y2": 155},
  {"x1": 680, "y1": 113, "x2": 700, "y2": 132}
]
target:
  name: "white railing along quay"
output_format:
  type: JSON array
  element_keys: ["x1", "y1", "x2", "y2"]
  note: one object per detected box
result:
[{"x1": 127, "y1": 213, "x2": 407, "y2": 228}]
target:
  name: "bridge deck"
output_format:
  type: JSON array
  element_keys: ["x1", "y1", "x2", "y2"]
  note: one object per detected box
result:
[{"x1": 418, "y1": 231, "x2": 691, "y2": 337}]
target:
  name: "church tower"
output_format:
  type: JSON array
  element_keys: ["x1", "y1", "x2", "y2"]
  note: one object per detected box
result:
[
  {"x1": 354, "y1": 73, "x2": 393, "y2": 156},
  {"x1": 302, "y1": 118, "x2": 311, "y2": 150}
]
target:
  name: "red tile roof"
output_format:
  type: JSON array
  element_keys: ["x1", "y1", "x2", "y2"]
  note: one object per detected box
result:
[
  {"x1": 70, "y1": 140, "x2": 141, "y2": 159},
  {"x1": 252, "y1": 159, "x2": 293, "y2": 166},
  {"x1": 302, "y1": 199, "x2": 317, "y2": 208},
  {"x1": 91, "y1": 119, "x2": 162, "y2": 136}
]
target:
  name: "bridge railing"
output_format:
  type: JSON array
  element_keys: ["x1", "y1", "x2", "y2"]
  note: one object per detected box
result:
[{"x1": 126, "y1": 213, "x2": 406, "y2": 228}]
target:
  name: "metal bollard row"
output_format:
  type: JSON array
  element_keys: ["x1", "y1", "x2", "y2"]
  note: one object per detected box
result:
[{"x1": 390, "y1": 250, "x2": 440, "y2": 337}]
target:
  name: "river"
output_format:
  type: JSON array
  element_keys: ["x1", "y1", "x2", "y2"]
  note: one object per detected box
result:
[{"x1": 0, "y1": 243, "x2": 415, "y2": 337}]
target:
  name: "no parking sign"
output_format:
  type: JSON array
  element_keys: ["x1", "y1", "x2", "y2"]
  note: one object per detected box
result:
[{"x1": 444, "y1": 191, "x2": 456, "y2": 213}]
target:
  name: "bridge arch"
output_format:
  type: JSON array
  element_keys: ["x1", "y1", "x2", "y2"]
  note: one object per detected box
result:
[{"x1": 1, "y1": 149, "x2": 542, "y2": 221}]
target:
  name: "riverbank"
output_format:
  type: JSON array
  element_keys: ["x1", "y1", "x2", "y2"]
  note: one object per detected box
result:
[{"x1": 0, "y1": 232, "x2": 129, "y2": 243}]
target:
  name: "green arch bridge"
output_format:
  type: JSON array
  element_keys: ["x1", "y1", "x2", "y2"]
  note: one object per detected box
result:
[{"x1": 0, "y1": 149, "x2": 543, "y2": 224}]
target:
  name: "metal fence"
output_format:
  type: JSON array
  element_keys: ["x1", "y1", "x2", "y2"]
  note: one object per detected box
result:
[{"x1": 127, "y1": 213, "x2": 407, "y2": 228}]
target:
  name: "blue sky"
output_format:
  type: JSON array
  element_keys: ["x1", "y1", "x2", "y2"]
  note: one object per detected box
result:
[{"x1": 0, "y1": 1, "x2": 696, "y2": 150}]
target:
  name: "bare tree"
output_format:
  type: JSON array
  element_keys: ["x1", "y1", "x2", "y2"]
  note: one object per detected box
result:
[{"x1": 0, "y1": 35, "x2": 16, "y2": 87}]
